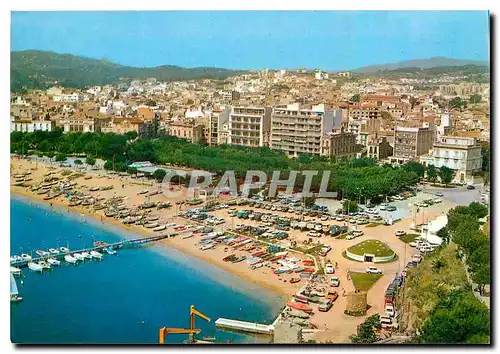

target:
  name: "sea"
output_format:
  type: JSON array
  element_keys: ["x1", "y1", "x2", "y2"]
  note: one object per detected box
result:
[{"x1": 10, "y1": 196, "x2": 284, "y2": 344}]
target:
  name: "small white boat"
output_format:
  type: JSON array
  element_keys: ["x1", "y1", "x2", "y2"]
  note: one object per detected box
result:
[
  {"x1": 38, "y1": 260, "x2": 51, "y2": 269},
  {"x1": 59, "y1": 247, "x2": 70, "y2": 254},
  {"x1": 28, "y1": 262, "x2": 44, "y2": 272},
  {"x1": 64, "y1": 254, "x2": 78, "y2": 264},
  {"x1": 20, "y1": 254, "x2": 32, "y2": 262},
  {"x1": 10, "y1": 255, "x2": 22, "y2": 264},
  {"x1": 48, "y1": 248, "x2": 59, "y2": 255},
  {"x1": 73, "y1": 253, "x2": 85, "y2": 261},
  {"x1": 81, "y1": 252, "x2": 92, "y2": 259},
  {"x1": 181, "y1": 232, "x2": 194, "y2": 239},
  {"x1": 104, "y1": 247, "x2": 117, "y2": 255},
  {"x1": 47, "y1": 258, "x2": 61, "y2": 266},
  {"x1": 36, "y1": 250, "x2": 50, "y2": 258},
  {"x1": 10, "y1": 266, "x2": 22, "y2": 277},
  {"x1": 200, "y1": 242, "x2": 215, "y2": 251},
  {"x1": 11, "y1": 274, "x2": 23, "y2": 303},
  {"x1": 90, "y1": 250, "x2": 103, "y2": 259}
]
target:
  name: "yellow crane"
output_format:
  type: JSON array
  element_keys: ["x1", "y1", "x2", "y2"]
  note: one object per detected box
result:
[
  {"x1": 158, "y1": 328, "x2": 200, "y2": 344},
  {"x1": 158, "y1": 305, "x2": 211, "y2": 344},
  {"x1": 190, "y1": 305, "x2": 211, "y2": 332}
]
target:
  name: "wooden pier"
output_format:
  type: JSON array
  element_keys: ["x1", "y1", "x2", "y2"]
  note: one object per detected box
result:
[{"x1": 11, "y1": 233, "x2": 170, "y2": 267}]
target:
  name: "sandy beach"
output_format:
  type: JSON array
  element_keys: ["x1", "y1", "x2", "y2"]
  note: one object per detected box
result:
[
  {"x1": 10, "y1": 157, "x2": 306, "y2": 299},
  {"x1": 10, "y1": 157, "x2": 457, "y2": 343}
]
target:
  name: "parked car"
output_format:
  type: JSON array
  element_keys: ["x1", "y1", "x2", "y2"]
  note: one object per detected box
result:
[
  {"x1": 435, "y1": 192, "x2": 444, "y2": 197},
  {"x1": 325, "y1": 263, "x2": 335, "y2": 274},
  {"x1": 366, "y1": 266, "x2": 382, "y2": 274},
  {"x1": 318, "y1": 299, "x2": 333, "y2": 312},
  {"x1": 330, "y1": 276, "x2": 340, "y2": 287},
  {"x1": 352, "y1": 230, "x2": 364, "y2": 237},
  {"x1": 467, "y1": 184, "x2": 476, "y2": 190}
]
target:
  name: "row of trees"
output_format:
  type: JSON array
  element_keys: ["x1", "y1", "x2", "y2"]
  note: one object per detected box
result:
[
  {"x1": 419, "y1": 289, "x2": 490, "y2": 344},
  {"x1": 11, "y1": 130, "x2": 422, "y2": 199},
  {"x1": 445, "y1": 202, "x2": 490, "y2": 295}
]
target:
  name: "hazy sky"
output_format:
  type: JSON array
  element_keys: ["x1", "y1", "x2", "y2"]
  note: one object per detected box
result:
[{"x1": 11, "y1": 11, "x2": 490, "y2": 70}]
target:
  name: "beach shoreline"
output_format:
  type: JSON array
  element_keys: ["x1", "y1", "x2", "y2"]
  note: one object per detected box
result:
[{"x1": 10, "y1": 159, "x2": 302, "y2": 299}]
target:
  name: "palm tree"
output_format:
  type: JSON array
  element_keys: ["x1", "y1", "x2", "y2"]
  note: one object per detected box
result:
[{"x1": 432, "y1": 258, "x2": 447, "y2": 273}]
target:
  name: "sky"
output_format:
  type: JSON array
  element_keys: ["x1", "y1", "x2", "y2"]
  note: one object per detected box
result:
[{"x1": 11, "y1": 11, "x2": 490, "y2": 70}]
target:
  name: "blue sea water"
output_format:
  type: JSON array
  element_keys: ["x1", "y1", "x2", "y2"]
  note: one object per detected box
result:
[{"x1": 10, "y1": 196, "x2": 284, "y2": 344}]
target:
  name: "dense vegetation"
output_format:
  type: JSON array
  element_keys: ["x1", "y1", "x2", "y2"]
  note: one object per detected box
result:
[
  {"x1": 11, "y1": 129, "x2": 420, "y2": 200},
  {"x1": 405, "y1": 202, "x2": 490, "y2": 344},
  {"x1": 11, "y1": 50, "x2": 245, "y2": 92}
]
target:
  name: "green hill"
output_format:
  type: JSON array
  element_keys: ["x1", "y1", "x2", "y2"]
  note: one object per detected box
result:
[
  {"x1": 353, "y1": 56, "x2": 489, "y2": 73},
  {"x1": 11, "y1": 50, "x2": 246, "y2": 92}
]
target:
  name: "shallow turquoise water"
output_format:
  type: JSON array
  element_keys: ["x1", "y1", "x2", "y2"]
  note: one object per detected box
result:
[{"x1": 10, "y1": 196, "x2": 283, "y2": 344}]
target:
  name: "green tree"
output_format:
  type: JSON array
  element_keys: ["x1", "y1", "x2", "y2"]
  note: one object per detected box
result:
[
  {"x1": 85, "y1": 156, "x2": 96, "y2": 166},
  {"x1": 439, "y1": 166, "x2": 454, "y2": 186},
  {"x1": 103, "y1": 160, "x2": 113, "y2": 170},
  {"x1": 343, "y1": 200, "x2": 358, "y2": 212},
  {"x1": 55, "y1": 153, "x2": 67, "y2": 162},
  {"x1": 303, "y1": 196, "x2": 316, "y2": 208},
  {"x1": 468, "y1": 202, "x2": 488, "y2": 219},
  {"x1": 419, "y1": 291, "x2": 490, "y2": 344},
  {"x1": 432, "y1": 258, "x2": 447, "y2": 273},
  {"x1": 127, "y1": 167, "x2": 138, "y2": 175},
  {"x1": 351, "y1": 94, "x2": 360, "y2": 102},
  {"x1": 450, "y1": 96, "x2": 466, "y2": 109},
  {"x1": 152, "y1": 169, "x2": 167, "y2": 182},
  {"x1": 469, "y1": 94, "x2": 482, "y2": 104},
  {"x1": 74, "y1": 159, "x2": 82, "y2": 165},
  {"x1": 404, "y1": 161, "x2": 425, "y2": 178},
  {"x1": 427, "y1": 164, "x2": 437, "y2": 185},
  {"x1": 350, "y1": 314, "x2": 380, "y2": 343}
]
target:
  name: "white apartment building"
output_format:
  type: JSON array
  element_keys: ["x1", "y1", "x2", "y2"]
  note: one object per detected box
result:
[
  {"x1": 228, "y1": 106, "x2": 272, "y2": 148},
  {"x1": 53, "y1": 93, "x2": 84, "y2": 103},
  {"x1": 10, "y1": 117, "x2": 55, "y2": 133},
  {"x1": 420, "y1": 136, "x2": 482, "y2": 183},
  {"x1": 270, "y1": 103, "x2": 339, "y2": 157},
  {"x1": 209, "y1": 106, "x2": 231, "y2": 146}
]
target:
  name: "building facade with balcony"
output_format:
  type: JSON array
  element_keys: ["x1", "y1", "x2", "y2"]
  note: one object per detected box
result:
[
  {"x1": 227, "y1": 106, "x2": 272, "y2": 147},
  {"x1": 420, "y1": 136, "x2": 482, "y2": 183},
  {"x1": 320, "y1": 130, "x2": 360, "y2": 160},
  {"x1": 270, "y1": 103, "x2": 338, "y2": 157},
  {"x1": 209, "y1": 106, "x2": 231, "y2": 146},
  {"x1": 390, "y1": 126, "x2": 434, "y2": 164},
  {"x1": 167, "y1": 120, "x2": 205, "y2": 143}
]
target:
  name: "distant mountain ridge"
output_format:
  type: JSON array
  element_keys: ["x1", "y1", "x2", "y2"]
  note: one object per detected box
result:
[
  {"x1": 11, "y1": 50, "x2": 246, "y2": 92},
  {"x1": 353, "y1": 57, "x2": 489, "y2": 73}
]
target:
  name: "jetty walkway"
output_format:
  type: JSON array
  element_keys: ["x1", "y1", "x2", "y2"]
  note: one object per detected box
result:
[{"x1": 11, "y1": 234, "x2": 170, "y2": 267}]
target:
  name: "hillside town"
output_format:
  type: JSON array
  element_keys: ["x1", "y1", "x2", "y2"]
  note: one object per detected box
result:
[
  {"x1": 11, "y1": 68, "x2": 489, "y2": 185},
  {"x1": 10, "y1": 64, "x2": 490, "y2": 345}
]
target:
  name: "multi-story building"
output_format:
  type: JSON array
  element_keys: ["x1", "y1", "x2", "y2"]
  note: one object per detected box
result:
[
  {"x1": 420, "y1": 136, "x2": 482, "y2": 184},
  {"x1": 348, "y1": 107, "x2": 381, "y2": 121},
  {"x1": 209, "y1": 106, "x2": 231, "y2": 146},
  {"x1": 100, "y1": 117, "x2": 150, "y2": 137},
  {"x1": 228, "y1": 106, "x2": 272, "y2": 148},
  {"x1": 167, "y1": 120, "x2": 205, "y2": 143},
  {"x1": 366, "y1": 136, "x2": 394, "y2": 161},
  {"x1": 53, "y1": 93, "x2": 84, "y2": 103},
  {"x1": 10, "y1": 117, "x2": 55, "y2": 133},
  {"x1": 59, "y1": 116, "x2": 102, "y2": 133},
  {"x1": 270, "y1": 103, "x2": 339, "y2": 157},
  {"x1": 390, "y1": 126, "x2": 434, "y2": 164},
  {"x1": 320, "y1": 130, "x2": 360, "y2": 160}
]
